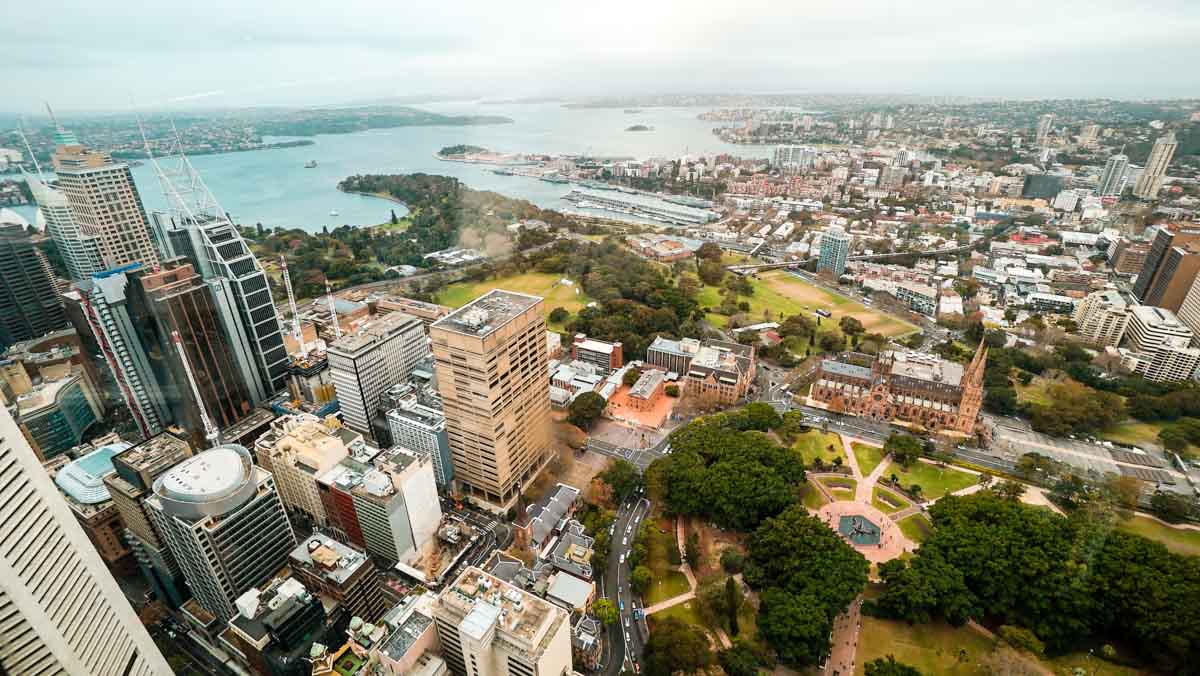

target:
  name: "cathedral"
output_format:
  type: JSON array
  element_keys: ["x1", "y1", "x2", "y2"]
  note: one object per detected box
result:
[{"x1": 810, "y1": 341, "x2": 986, "y2": 435}]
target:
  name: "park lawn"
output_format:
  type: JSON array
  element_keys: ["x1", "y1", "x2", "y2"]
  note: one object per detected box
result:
[
  {"x1": 758, "y1": 271, "x2": 917, "y2": 337},
  {"x1": 436, "y1": 272, "x2": 587, "y2": 327},
  {"x1": 819, "y1": 477, "x2": 857, "y2": 500},
  {"x1": 1043, "y1": 653, "x2": 1143, "y2": 676},
  {"x1": 1115, "y1": 514, "x2": 1200, "y2": 557},
  {"x1": 855, "y1": 615, "x2": 995, "y2": 676},
  {"x1": 793, "y1": 430, "x2": 845, "y2": 465},
  {"x1": 649, "y1": 598, "x2": 703, "y2": 627},
  {"x1": 872, "y1": 486, "x2": 909, "y2": 515},
  {"x1": 801, "y1": 483, "x2": 828, "y2": 510},
  {"x1": 852, "y1": 442, "x2": 887, "y2": 476},
  {"x1": 644, "y1": 523, "x2": 691, "y2": 606},
  {"x1": 897, "y1": 514, "x2": 933, "y2": 544},
  {"x1": 886, "y1": 460, "x2": 977, "y2": 501},
  {"x1": 1098, "y1": 420, "x2": 1198, "y2": 456}
]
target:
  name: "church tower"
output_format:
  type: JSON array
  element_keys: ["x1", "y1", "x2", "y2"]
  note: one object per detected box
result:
[{"x1": 953, "y1": 340, "x2": 987, "y2": 433}]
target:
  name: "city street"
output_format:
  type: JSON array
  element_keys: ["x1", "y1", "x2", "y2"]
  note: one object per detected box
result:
[{"x1": 599, "y1": 495, "x2": 652, "y2": 676}]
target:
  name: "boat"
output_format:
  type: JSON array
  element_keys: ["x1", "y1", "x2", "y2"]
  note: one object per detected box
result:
[
  {"x1": 329, "y1": 209, "x2": 339, "y2": 217},
  {"x1": 540, "y1": 176, "x2": 570, "y2": 184},
  {"x1": 304, "y1": 160, "x2": 318, "y2": 168},
  {"x1": 492, "y1": 168, "x2": 515, "y2": 176}
]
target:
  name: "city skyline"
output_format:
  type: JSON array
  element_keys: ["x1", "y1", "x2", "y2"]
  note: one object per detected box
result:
[{"x1": 4, "y1": 0, "x2": 1200, "y2": 112}]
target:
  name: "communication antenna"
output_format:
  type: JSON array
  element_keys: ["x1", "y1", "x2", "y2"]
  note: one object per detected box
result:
[
  {"x1": 280, "y1": 256, "x2": 304, "y2": 351},
  {"x1": 326, "y1": 280, "x2": 342, "y2": 340},
  {"x1": 172, "y1": 330, "x2": 220, "y2": 448}
]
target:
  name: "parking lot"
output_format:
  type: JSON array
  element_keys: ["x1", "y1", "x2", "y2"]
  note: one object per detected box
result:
[{"x1": 991, "y1": 423, "x2": 1181, "y2": 486}]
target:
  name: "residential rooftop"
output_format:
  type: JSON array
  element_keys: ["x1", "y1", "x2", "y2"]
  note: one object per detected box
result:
[{"x1": 432, "y1": 289, "x2": 542, "y2": 337}]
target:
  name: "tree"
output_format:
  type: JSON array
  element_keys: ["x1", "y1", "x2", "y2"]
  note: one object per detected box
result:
[
  {"x1": 665, "y1": 384, "x2": 680, "y2": 397},
  {"x1": 390, "y1": 209, "x2": 399, "y2": 225},
  {"x1": 996, "y1": 480, "x2": 1026, "y2": 501},
  {"x1": 698, "y1": 259, "x2": 725, "y2": 286},
  {"x1": 884, "y1": 433, "x2": 923, "y2": 467},
  {"x1": 721, "y1": 548, "x2": 745, "y2": 574},
  {"x1": 567, "y1": 392, "x2": 606, "y2": 430},
  {"x1": 725, "y1": 576, "x2": 743, "y2": 635},
  {"x1": 696, "y1": 242, "x2": 723, "y2": 261},
  {"x1": 864, "y1": 655, "x2": 924, "y2": 676},
  {"x1": 592, "y1": 598, "x2": 618, "y2": 625},
  {"x1": 643, "y1": 617, "x2": 713, "y2": 676},
  {"x1": 817, "y1": 330, "x2": 845, "y2": 353},
  {"x1": 600, "y1": 459, "x2": 642, "y2": 501},
  {"x1": 549, "y1": 307, "x2": 569, "y2": 324},
  {"x1": 623, "y1": 367, "x2": 643, "y2": 388},
  {"x1": 998, "y1": 625, "x2": 1045, "y2": 656},
  {"x1": 718, "y1": 640, "x2": 763, "y2": 676},
  {"x1": 630, "y1": 565, "x2": 652, "y2": 596},
  {"x1": 1150, "y1": 490, "x2": 1194, "y2": 522},
  {"x1": 1106, "y1": 475, "x2": 1143, "y2": 510},
  {"x1": 839, "y1": 315, "x2": 865, "y2": 338},
  {"x1": 685, "y1": 532, "x2": 701, "y2": 566},
  {"x1": 758, "y1": 589, "x2": 832, "y2": 666}
]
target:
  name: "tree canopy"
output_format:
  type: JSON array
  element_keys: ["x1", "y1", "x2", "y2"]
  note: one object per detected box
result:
[
  {"x1": 567, "y1": 392, "x2": 607, "y2": 430},
  {"x1": 643, "y1": 617, "x2": 713, "y2": 676}
]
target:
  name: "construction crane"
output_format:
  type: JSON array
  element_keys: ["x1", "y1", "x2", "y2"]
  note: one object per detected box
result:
[
  {"x1": 326, "y1": 280, "x2": 342, "y2": 340},
  {"x1": 280, "y1": 256, "x2": 304, "y2": 352},
  {"x1": 172, "y1": 330, "x2": 220, "y2": 448}
]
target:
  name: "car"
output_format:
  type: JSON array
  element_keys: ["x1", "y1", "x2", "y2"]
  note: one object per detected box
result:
[
  {"x1": 622, "y1": 537, "x2": 628, "y2": 546},
  {"x1": 620, "y1": 600, "x2": 625, "y2": 611},
  {"x1": 625, "y1": 617, "x2": 631, "y2": 628},
  {"x1": 619, "y1": 554, "x2": 625, "y2": 564}
]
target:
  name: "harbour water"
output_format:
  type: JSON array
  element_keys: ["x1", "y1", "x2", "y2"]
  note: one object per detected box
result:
[{"x1": 12, "y1": 102, "x2": 761, "y2": 232}]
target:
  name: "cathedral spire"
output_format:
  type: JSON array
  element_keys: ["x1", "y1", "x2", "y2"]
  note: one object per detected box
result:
[{"x1": 964, "y1": 339, "x2": 987, "y2": 386}]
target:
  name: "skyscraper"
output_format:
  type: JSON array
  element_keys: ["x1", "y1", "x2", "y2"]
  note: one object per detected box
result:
[
  {"x1": 1095, "y1": 153, "x2": 1129, "y2": 196},
  {"x1": 49, "y1": 124, "x2": 160, "y2": 270},
  {"x1": 1035, "y1": 113, "x2": 1054, "y2": 147},
  {"x1": 147, "y1": 144, "x2": 289, "y2": 402},
  {"x1": 0, "y1": 405, "x2": 172, "y2": 675},
  {"x1": 431, "y1": 290, "x2": 551, "y2": 511},
  {"x1": 1132, "y1": 224, "x2": 1200, "y2": 303},
  {"x1": 0, "y1": 223, "x2": 70, "y2": 350},
  {"x1": 1133, "y1": 131, "x2": 1178, "y2": 199},
  {"x1": 145, "y1": 443, "x2": 296, "y2": 622},
  {"x1": 23, "y1": 172, "x2": 102, "y2": 282},
  {"x1": 817, "y1": 225, "x2": 851, "y2": 277},
  {"x1": 327, "y1": 311, "x2": 429, "y2": 437}
]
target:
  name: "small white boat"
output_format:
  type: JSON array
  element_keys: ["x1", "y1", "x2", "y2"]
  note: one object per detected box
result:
[{"x1": 329, "y1": 209, "x2": 339, "y2": 217}]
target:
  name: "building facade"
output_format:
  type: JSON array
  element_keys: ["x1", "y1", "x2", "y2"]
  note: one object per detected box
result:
[
  {"x1": 387, "y1": 397, "x2": 455, "y2": 488},
  {"x1": 1132, "y1": 132, "x2": 1178, "y2": 199},
  {"x1": 811, "y1": 343, "x2": 986, "y2": 434},
  {"x1": 1073, "y1": 290, "x2": 1130, "y2": 347},
  {"x1": 23, "y1": 172, "x2": 102, "y2": 282},
  {"x1": 289, "y1": 533, "x2": 388, "y2": 623},
  {"x1": 1096, "y1": 153, "x2": 1130, "y2": 196},
  {"x1": 0, "y1": 223, "x2": 70, "y2": 350},
  {"x1": 431, "y1": 291, "x2": 552, "y2": 511},
  {"x1": 253, "y1": 413, "x2": 358, "y2": 527},
  {"x1": 570, "y1": 334, "x2": 624, "y2": 375},
  {"x1": 12, "y1": 364, "x2": 102, "y2": 461},
  {"x1": 0, "y1": 405, "x2": 171, "y2": 675},
  {"x1": 328, "y1": 312, "x2": 429, "y2": 437},
  {"x1": 818, "y1": 225, "x2": 851, "y2": 277}
]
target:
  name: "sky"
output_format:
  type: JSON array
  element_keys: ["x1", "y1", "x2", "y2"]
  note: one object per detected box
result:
[{"x1": 4, "y1": 0, "x2": 1200, "y2": 113}]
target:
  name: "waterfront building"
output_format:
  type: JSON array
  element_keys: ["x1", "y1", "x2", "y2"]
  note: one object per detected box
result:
[
  {"x1": 48, "y1": 439, "x2": 133, "y2": 567},
  {"x1": 23, "y1": 172, "x2": 102, "y2": 282},
  {"x1": 0, "y1": 405, "x2": 172, "y2": 675},
  {"x1": 431, "y1": 290, "x2": 551, "y2": 511},
  {"x1": 431, "y1": 567, "x2": 572, "y2": 676},
  {"x1": 11, "y1": 363, "x2": 102, "y2": 461},
  {"x1": 0, "y1": 223, "x2": 69, "y2": 350},
  {"x1": 811, "y1": 343, "x2": 986, "y2": 435},
  {"x1": 328, "y1": 312, "x2": 429, "y2": 437},
  {"x1": 50, "y1": 125, "x2": 159, "y2": 270},
  {"x1": 316, "y1": 446, "x2": 441, "y2": 567},
  {"x1": 289, "y1": 533, "x2": 388, "y2": 623},
  {"x1": 1072, "y1": 290, "x2": 1130, "y2": 347},
  {"x1": 145, "y1": 443, "x2": 297, "y2": 622},
  {"x1": 1096, "y1": 153, "x2": 1129, "y2": 196},
  {"x1": 1133, "y1": 132, "x2": 1178, "y2": 199},
  {"x1": 104, "y1": 431, "x2": 195, "y2": 608},
  {"x1": 570, "y1": 333, "x2": 624, "y2": 375},
  {"x1": 817, "y1": 225, "x2": 851, "y2": 277}
]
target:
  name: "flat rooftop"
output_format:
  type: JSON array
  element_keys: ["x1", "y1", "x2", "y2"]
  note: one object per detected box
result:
[
  {"x1": 290, "y1": 533, "x2": 370, "y2": 586},
  {"x1": 432, "y1": 290, "x2": 542, "y2": 337},
  {"x1": 328, "y1": 311, "x2": 423, "y2": 355},
  {"x1": 440, "y1": 567, "x2": 556, "y2": 646}
]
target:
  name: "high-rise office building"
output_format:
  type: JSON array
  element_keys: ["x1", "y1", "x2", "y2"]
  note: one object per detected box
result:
[
  {"x1": 328, "y1": 312, "x2": 429, "y2": 436},
  {"x1": 1132, "y1": 224, "x2": 1200, "y2": 303},
  {"x1": 817, "y1": 225, "x2": 851, "y2": 277},
  {"x1": 50, "y1": 125, "x2": 160, "y2": 270},
  {"x1": 1141, "y1": 242, "x2": 1200, "y2": 312},
  {"x1": 104, "y1": 431, "x2": 195, "y2": 608},
  {"x1": 0, "y1": 405, "x2": 172, "y2": 675},
  {"x1": 387, "y1": 394, "x2": 455, "y2": 489},
  {"x1": 23, "y1": 172, "x2": 102, "y2": 282},
  {"x1": 1133, "y1": 131, "x2": 1178, "y2": 199},
  {"x1": 431, "y1": 290, "x2": 552, "y2": 511},
  {"x1": 253, "y1": 413, "x2": 365, "y2": 527},
  {"x1": 1035, "y1": 113, "x2": 1054, "y2": 147},
  {"x1": 66, "y1": 264, "x2": 170, "y2": 440},
  {"x1": 11, "y1": 363, "x2": 103, "y2": 461},
  {"x1": 1095, "y1": 153, "x2": 1129, "y2": 196},
  {"x1": 128, "y1": 257, "x2": 255, "y2": 446},
  {"x1": 0, "y1": 223, "x2": 70, "y2": 350},
  {"x1": 146, "y1": 443, "x2": 296, "y2": 622},
  {"x1": 289, "y1": 533, "x2": 388, "y2": 623}
]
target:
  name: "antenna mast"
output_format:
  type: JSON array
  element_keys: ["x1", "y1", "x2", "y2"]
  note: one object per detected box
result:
[
  {"x1": 280, "y1": 256, "x2": 304, "y2": 351},
  {"x1": 326, "y1": 280, "x2": 342, "y2": 340},
  {"x1": 172, "y1": 330, "x2": 220, "y2": 448}
]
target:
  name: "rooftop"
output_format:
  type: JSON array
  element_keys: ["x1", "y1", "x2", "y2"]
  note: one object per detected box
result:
[
  {"x1": 290, "y1": 533, "x2": 371, "y2": 586},
  {"x1": 113, "y1": 431, "x2": 192, "y2": 478},
  {"x1": 629, "y1": 369, "x2": 665, "y2": 400},
  {"x1": 15, "y1": 372, "x2": 81, "y2": 415},
  {"x1": 54, "y1": 442, "x2": 130, "y2": 504},
  {"x1": 154, "y1": 444, "x2": 252, "y2": 506},
  {"x1": 545, "y1": 573, "x2": 593, "y2": 610},
  {"x1": 886, "y1": 351, "x2": 965, "y2": 385},
  {"x1": 328, "y1": 311, "x2": 423, "y2": 355},
  {"x1": 432, "y1": 289, "x2": 542, "y2": 337},
  {"x1": 440, "y1": 567, "x2": 557, "y2": 646},
  {"x1": 379, "y1": 605, "x2": 434, "y2": 662}
]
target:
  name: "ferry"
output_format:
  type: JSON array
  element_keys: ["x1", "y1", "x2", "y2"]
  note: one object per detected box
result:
[{"x1": 304, "y1": 160, "x2": 318, "y2": 168}]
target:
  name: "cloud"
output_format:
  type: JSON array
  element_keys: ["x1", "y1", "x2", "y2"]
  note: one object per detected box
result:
[{"x1": 3, "y1": 0, "x2": 1199, "y2": 111}]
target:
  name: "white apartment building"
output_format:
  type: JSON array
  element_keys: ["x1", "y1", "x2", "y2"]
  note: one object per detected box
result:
[
  {"x1": 387, "y1": 400, "x2": 455, "y2": 488},
  {"x1": 1121, "y1": 338, "x2": 1200, "y2": 383},
  {"x1": 1124, "y1": 305, "x2": 1194, "y2": 354},
  {"x1": 1072, "y1": 290, "x2": 1130, "y2": 347},
  {"x1": 1173, "y1": 273, "x2": 1200, "y2": 341},
  {"x1": 329, "y1": 312, "x2": 429, "y2": 437},
  {"x1": 433, "y1": 567, "x2": 572, "y2": 676},
  {"x1": 0, "y1": 406, "x2": 172, "y2": 675}
]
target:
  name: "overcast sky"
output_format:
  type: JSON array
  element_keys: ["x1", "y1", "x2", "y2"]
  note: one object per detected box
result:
[{"x1": 5, "y1": 0, "x2": 1200, "y2": 113}]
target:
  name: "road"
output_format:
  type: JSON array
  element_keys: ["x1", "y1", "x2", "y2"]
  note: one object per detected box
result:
[{"x1": 599, "y1": 495, "x2": 652, "y2": 676}]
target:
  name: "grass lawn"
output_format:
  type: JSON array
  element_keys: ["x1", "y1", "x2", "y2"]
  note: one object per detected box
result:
[
  {"x1": 697, "y1": 270, "x2": 917, "y2": 337},
  {"x1": 855, "y1": 615, "x2": 995, "y2": 676},
  {"x1": 886, "y1": 460, "x2": 977, "y2": 501},
  {"x1": 1098, "y1": 420, "x2": 1196, "y2": 456},
  {"x1": 898, "y1": 514, "x2": 933, "y2": 544},
  {"x1": 1043, "y1": 653, "x2": 1144, "y2": 676},
  {"x1": 801, "y1": 482, "x2": 829, "y2": 510},
  {"x1": 436, "y1": 271, "x2": 587, "y2": 329},
  {"x1": 649, "y1": 598, "x2": 703, "y2": 626},
  {"x1": 793, "y1": 430, "x2": 845, "y2": 465},
  {"x1": 819, "y1": 476, "x2": 857, "y2": 500},
  {"x1": 852, "y1": 442, "x2": 887, "y2": 476},
  {"x1": 644, "y1": 523, "x2": 692, "y2": 606},
  {"x1": 872, "y1": 486, "x2": 909, "y2": 514},
  {"x1": 1115, "y1": 514, "x2": 1200, "y2": 557}
]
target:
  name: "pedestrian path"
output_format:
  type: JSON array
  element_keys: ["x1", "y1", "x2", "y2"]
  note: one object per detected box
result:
[{"x1": 825, "y1": 595, "x2": 863, "y2": 676}]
